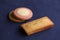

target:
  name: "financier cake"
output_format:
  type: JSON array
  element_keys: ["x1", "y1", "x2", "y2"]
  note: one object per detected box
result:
[{"x1": 21, "y1": 16, "x2": 54, "y2": 35}]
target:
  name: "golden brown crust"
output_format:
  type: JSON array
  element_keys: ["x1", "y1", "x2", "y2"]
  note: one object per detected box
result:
[
  {"x1": 27, "y1": 24, "x2": 54, "y2": 35},
  {"x1": 9, "y1": 11, "x2": 24, "y2": 22},
  {"x1": 21, "y1": 16, "x2": 54, "y2": 35}
]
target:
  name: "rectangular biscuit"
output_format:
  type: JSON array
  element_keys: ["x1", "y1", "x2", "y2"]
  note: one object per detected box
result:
[{"x1": 21, "y1": 16, "x2": 54, "y2": 35}]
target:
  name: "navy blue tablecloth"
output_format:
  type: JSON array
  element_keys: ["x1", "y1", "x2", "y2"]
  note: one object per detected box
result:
[{"x1": 0, "y1": 0, "x2": 59, "y2": 40}]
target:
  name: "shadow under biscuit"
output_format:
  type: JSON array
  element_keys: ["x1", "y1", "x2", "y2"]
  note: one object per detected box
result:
[{"x1": 16, "y1": 26, "x2": 27, "y2": 37}]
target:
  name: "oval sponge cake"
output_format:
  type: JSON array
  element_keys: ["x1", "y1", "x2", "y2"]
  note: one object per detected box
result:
[
  {"x1": 9, "y1": 7, "x2": 33, "y2": 22},
  {"x1": 13, "y1": 7, "x2": 33, "y2": 20}
]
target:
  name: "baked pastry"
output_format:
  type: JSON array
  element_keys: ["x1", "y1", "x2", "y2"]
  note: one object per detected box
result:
[
  {"x1": 9, "y1": 7, "x2": 33, "y2": 22},
  {"x1": 21, "y1": 16, "x2": 54, "y2": 35}
]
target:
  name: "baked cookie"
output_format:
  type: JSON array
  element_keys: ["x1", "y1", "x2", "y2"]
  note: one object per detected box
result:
[
  {"x1": 21, "y1": 16, "x2": 54, "y2": 35},
  {"x1": 9, "y1": 7, "x2": 33, "y2": 22}
]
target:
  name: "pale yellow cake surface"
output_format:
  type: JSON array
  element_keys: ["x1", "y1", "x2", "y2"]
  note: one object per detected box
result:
[
  {"x1": 21, "y1": 16, "x2": 54, "y2": 35},
  {"x1": 17, "y1": 8, "x2": 30, "y2": 16}
]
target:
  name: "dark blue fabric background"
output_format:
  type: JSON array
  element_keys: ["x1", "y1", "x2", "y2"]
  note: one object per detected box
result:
[{"x1": 0, "y1": 0, "x2": 59, "y2": 40}]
